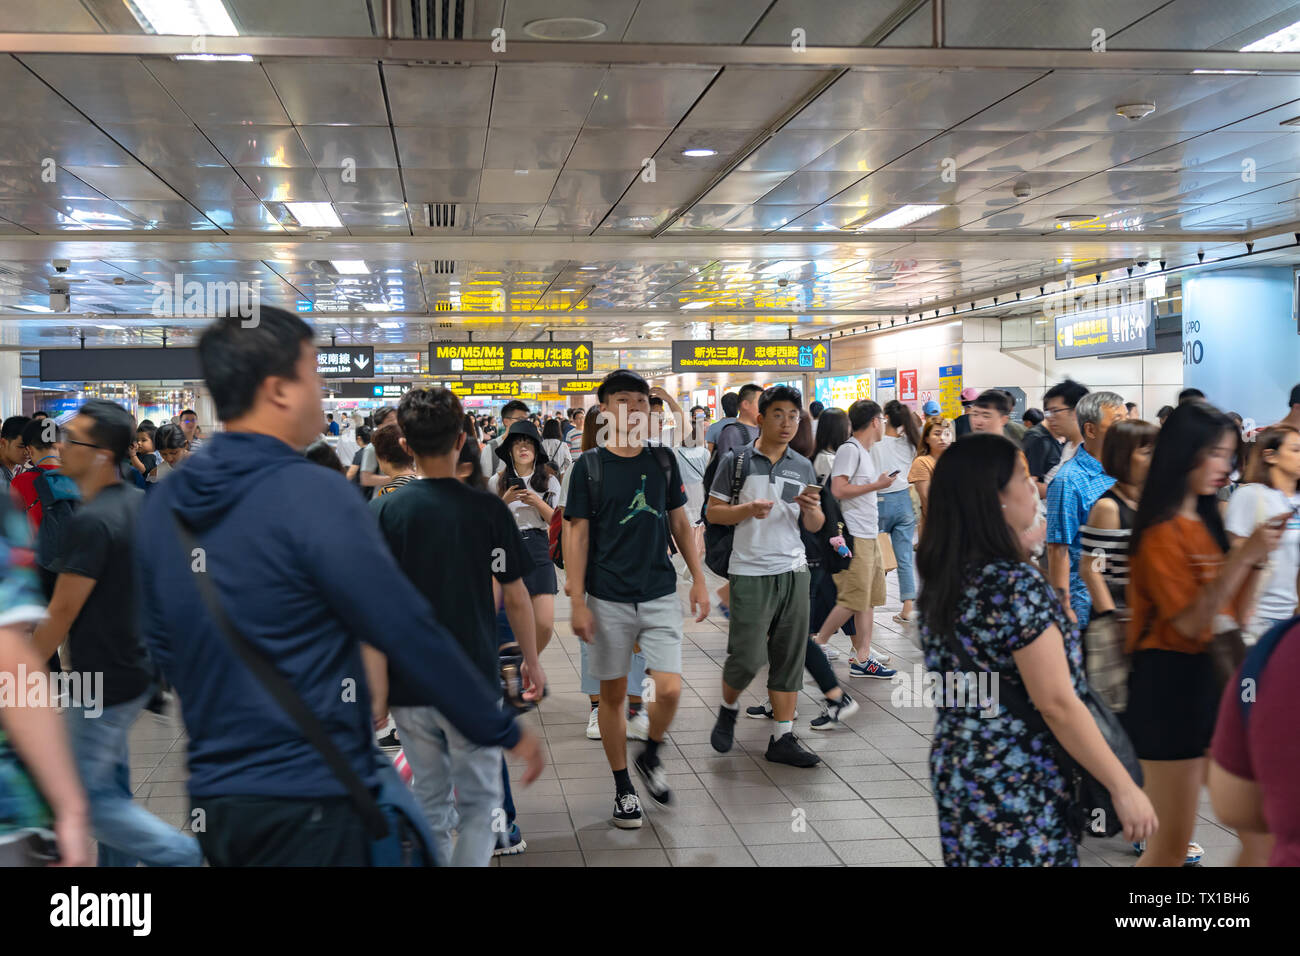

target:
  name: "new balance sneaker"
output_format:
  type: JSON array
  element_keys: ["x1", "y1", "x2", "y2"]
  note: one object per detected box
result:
[
  {"x1": 585, "y1": 708, "x2": 601, "y2": 740},
  {"x1": 612, "y1": 791, "x2": 643, "y2": 829},
  {"x1": 764, "y1": 733, "x2": 821, "y2": 767},
  {"x1": 493, "y1": 822, "x2": 527, "y2": 857},
  {"x1": 626, "y1": 709, "x2": 650, "y2": 741},
  {"x1": 849, "y1": 657, "x2": 897, "y2": 679},
  {"x1": 809, "y1": 693, "x2": 860, "y2": 730},
  {"x1": 633, "y1": 753, "x2": 672, "y2": 807},
  {"x1": 710, "y1": 705, "x2": 738, "y2": 753},
  {"x1": 744, "y1": 699, "x2": 797, "y2": 720}
]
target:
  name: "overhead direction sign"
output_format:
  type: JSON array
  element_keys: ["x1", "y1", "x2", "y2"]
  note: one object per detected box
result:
[
  {"x1": 40, "y1": 347, "x2": 202, "y2": 382},
  {"x1": 1054, "y1": 300, "x2": 1155, "y2": 360},
  {"x1": 671, "y1": 339, "x2": 830, "y2": 373},
  {"x1": 428, "y1": 341, "x2": 594, "y2": 375},
  {"x1": 317, "y1": 347, "x2": 375, "y2": 379},
  {"x1": 559, "y1": 379, "x2": 603, "y2": 393},
  {"x1": 448, "y1": 381, "x2": 523, "y2": 397}
]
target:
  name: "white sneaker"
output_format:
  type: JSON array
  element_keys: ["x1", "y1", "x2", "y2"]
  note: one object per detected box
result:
[
  {"x1": 869, "y1": 648, "x2": 892, "y2": 665},
  {"x1": 821, "y1": 644, "x2": 841, "y2": 661},
  {"x1": 626, "y1": 709, "x2": 650, "y2": 741},
  {"x1": 585, "y1": 708, "x2": 601, "y2": 740}
]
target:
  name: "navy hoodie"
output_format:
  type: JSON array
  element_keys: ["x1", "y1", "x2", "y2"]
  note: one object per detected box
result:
[{"x1": 136, "y1": 432, "x2": 520, "y2": 800}]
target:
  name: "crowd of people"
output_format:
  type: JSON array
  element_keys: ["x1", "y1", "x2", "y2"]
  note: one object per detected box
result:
[{"x1": 0, "y1": 306, "x2": 1296, "y2": 869}]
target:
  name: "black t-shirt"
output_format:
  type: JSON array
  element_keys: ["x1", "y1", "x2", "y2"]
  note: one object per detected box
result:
[
  {"x1": 371, "y1": 478, "x2": 533, "y2": 703},
  {"x1": 564, "y1": 447, "x2": 687, "y2": 604},
  {"x1": 58, "y1": 481, "x2": 153, "y2": 707},
  {"x1": 1022, "y1": 423, "x2": 1062, "y2": 481}
]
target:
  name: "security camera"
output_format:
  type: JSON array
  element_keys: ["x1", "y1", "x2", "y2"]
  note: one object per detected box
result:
[
  {"x1": 777, "y1": 278, "x2": 789, "y2": 287},
  {"x1": 52, "y1": 259, "x2": 70, "y2": 273},
  {"x1": 1012, "y1": 181, "x2": 1031, "y2": 199}
]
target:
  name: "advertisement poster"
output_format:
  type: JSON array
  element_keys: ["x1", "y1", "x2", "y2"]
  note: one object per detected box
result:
[
  {"x1": 900, "y1": 370, "x2": 917, "y2": 402},
  {"x1": 938, "y1": 365, "x2": 963, "y2": 420},
  {"x1": 815, "y1": 372, "x2": 873, "y2": 409}
]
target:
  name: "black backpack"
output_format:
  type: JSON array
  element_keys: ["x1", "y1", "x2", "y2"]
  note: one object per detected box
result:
[
  {"x1": 31, "y1": 469, "x2": 81, "y2": 573},
  {"x1": 698, "y1": 421, "x2": 756, "y2": 526},
  {"x1": 800, "y1": 483, "x2": 852, "y2": 574},
  {"x1": 702, "y1": 447, "x2": 753, "y2": 577}
]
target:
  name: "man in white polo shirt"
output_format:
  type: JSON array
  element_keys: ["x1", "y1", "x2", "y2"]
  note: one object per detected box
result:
[{"x1": 706, "y1": 385, "x2": 825, "y2": 767}]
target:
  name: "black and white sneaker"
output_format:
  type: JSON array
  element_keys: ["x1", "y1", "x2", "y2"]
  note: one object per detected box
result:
[
  {"x1": 710, "y1": 705, "x2": 738, "y2": 753},
  {"x1": 744, "y1": 699, "x2": 798, "y2": 720},
  {"x1": 809, "y1": 693, "x2": 860, "y2": 731},
  {"x1": 765, "y1": 733, "x2": 821, "y2": 768},
  {"x1": 376, "y1": 728, "x2": 400, "y2": 749},
  {"x1": 612, "y1": 791, "x2": 643, "y2": 829},
  {"x1": 634, "y1": 753, "x2": 672, "y2": 807}
]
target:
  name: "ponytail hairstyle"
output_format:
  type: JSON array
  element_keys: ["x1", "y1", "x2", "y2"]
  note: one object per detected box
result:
[{"x1": 884, "y1": 399, "x2": 921, "y2": 451}]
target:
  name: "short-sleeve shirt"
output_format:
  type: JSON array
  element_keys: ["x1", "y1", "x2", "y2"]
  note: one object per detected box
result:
[
  {"x1": 908, "y1": 454, "x2": 936, "y2": 486},
  {"x1": 870, "y1": 435, "x2": 914, "y2": 495},
  {"x1": 1127, "y1": 516, "x2": 1250, "y2": 655},
  {"x1": 1224, "y1": 484, "x2": 1300, "y2": 621},
  {"x1": 57, "y1": 482, "x2": 154, "y2": 707},
  {"x1": 372, "y1": 477, "x2": 532, "y2": 694},
  {"x1": 830, "y1": 437, "x2": 880, "y2": 538},
  {"x1": 1022, "y1": 424, "x2": 1062, "y2": 481},
  {"x1": 715, "y1": 421, "x2": 757, "y2": 459},
  {"x1": 1046, "y1": 446, "x2": 1115, "y2": 623},
  {"x1": 705, "y1": 417, "x2": 737, "y2": 444},
  {"x1": 487, "y1": 471, "x2": 562, "y2": 532},
  {"x1": 1211, "y1": 622, "x2": 1300, "y2": 867},
  {"x1": 564, "y1": 447, "x2": 687, "y2": 604},
  {"x1": 709, "y1": 443, "x2": 816, "y2": 576}
]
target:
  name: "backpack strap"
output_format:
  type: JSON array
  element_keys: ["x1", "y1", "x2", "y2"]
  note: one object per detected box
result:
[
  {"x1": 728, "y1": 448, "x2": 751, "y2": 504},
  {"x1": 1237, "y1": 614, "x2": 1298, "y2": 727}
]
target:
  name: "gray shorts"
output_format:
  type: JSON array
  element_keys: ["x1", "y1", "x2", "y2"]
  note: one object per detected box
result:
[{"x1": 586, "y1": 592, "x2": 683, "y2": 679}]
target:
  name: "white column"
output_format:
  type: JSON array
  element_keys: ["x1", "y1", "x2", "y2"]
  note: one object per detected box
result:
[
  {"x1": 0, "y1": 352, "x2": 21, "y2": 420},
  {"x1": 195, "y1": 390, "x2": 219, "y2": 434}
]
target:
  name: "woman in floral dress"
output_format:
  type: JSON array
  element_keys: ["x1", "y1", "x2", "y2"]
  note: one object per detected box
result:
[{"x1": 915, "y1": 434, "x2": 1156, "y2": 866}]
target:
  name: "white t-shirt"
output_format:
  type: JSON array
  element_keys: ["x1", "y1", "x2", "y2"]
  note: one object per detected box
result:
[
  {"x1": 813, "y1": 449, "x2": 835, "y2": 483},
  {"x1": 1225, "y1": 483, "x2": 1300, "y2": 620},
  {"x1": 674, "y1": 445, "x2": 709, "y2": 524},
  {"x1": 487, "y1": 471, "x2": 562, "y2": 532},
  {"x1": 870, "y1": 434, "x2": 915, "y2": 495},
  {"x1": 830, "y1": 437, "x2": 880, "y2": 538}
]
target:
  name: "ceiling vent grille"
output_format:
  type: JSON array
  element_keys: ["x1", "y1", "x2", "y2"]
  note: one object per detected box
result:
[
  {"x1": 432, "y1": 260, "x2": 456, "y2": 274},
  {"x1": 419, "y1": 0, "x2": 472, "y2": 39},
  {"x1": 437, "y1": 321, "x2": 454, "y2": 328},
  {"x1": 425, "y1": 203, "x2": 459, "y2": 229}
]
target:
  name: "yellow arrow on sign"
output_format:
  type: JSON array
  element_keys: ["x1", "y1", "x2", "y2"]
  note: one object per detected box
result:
[
  {"x1": 575, "y1": 344, "x2": 591, "y2": 371},
  {"x1": 1057, "y1": 327, "x2": 1065, "y2": 347}
]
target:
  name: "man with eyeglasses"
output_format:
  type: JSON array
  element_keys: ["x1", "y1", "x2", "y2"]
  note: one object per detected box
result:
[
  {"x1": 1039, "y1": 379, "x2": 1089, "y2": 493},
  {"x1": 1023, "y1": 381, "x2": 1084, "y2": 499},
  {"x1": 480, "y1": 400, "x2": 530, "y2": 479},
  {"x1": 0, "y1": 416, "x2": 31, "y2": 487}
]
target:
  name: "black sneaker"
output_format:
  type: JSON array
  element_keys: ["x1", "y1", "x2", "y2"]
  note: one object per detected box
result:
[
  {"x1": 745, "y1": 698, "x2": 798, "y2": 720},
  {"x1": 710, "y1": 705, "x2": 738, "y2": 753},
  {"x1": 765, "y1": 732, "x2": 821, "y2": 768},
  {"x1": 809, "y1": 693, "x2": 860, "y2": 731},
  {"x1": 612, "y1": 791, "x2": 643, "y2": 829},
  {"x1": 376, "y1": 728, "x2": 400, "y2": 749},
  {"x1": 634, "y1": 753, "x2": 672, "y2": 807}
]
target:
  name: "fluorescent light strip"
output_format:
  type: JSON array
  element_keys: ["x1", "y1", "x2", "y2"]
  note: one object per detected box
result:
[
  {"x1": 1241, "y1": 20, "x2": 1300, "y2": 52},
  {"x1": 129, "y1": 0, "x2": 239, "y2": 36},
  {"x1": 856, "y1": 204, "x2": 946, "y2": 231},
  {"x1": 286, "y1": 203, "x2": 342, "y2": 228},
  {"x1": 331, "y1": 260, "x2": 369, "y2": 275},
  {"x1": 680, "y1": 301, "x2": 710, "y2": 310}
]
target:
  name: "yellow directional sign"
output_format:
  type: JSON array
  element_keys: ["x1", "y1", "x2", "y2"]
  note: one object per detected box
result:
[
  {"x1": 558, "y1": 379, "x2": 603, "y2": 393},
  {"x1": 448, "y1": 381, "x2": 522, "y2": 397},
  {"x1": 671, "y1": 339, "x2": 830, "y2": 373},
  {"x1": 428, "y1": 341, "x2": 595, "y2": 375}
]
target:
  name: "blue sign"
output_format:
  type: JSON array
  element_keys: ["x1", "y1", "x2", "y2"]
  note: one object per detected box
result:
[
  {"x1": 939, "y1": 365, "x2": 961, "y2": 378},
  {"x1": 876, "y1": 377, "x2": 896, "y2": 388},
  {"x1": 296, "y1": 299, "x2": 313, "y2": 313}
]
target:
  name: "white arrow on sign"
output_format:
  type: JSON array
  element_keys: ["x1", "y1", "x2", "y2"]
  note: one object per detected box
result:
[{"x1": 354, "y1": 354, "x2": 370, "y2": 370}]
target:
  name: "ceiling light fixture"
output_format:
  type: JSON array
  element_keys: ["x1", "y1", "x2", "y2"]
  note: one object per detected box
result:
[
  {"x1": 1241, "y1": 20, "x2": 1300, "y2": 52},
  {"x1": 331, "y1": 260, "x2": 369, "y2": 275},
  {"x1": 286, "y1": 203, "x2": 342, "y2": 228},
  {"x1": 128, "y1": 0, "x2": 238, "y2": 37},
  {"x1": 1115, "y1": 103, "x2": 1157, "y2": 121},
  {"x1": 681, "y1": 301, "x2": 711, "y2": 310},
  {"x1": 856, "y1": 204, "x2": 945, "y2": 230},
  {"x1": 523, "y1": 17, "x2": 607, "y2": 40},
  {"x1": 377, "y1": 321, "x2": 401, "y2": 329},
  {"x1": 682, "y1": 148, "x2": 717, "y2": 158}
]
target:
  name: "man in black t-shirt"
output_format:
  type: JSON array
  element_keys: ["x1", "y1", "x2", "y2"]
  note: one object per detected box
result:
[
  {"x1": 565, "y1": 370, "x2": 710, "y2": 828},
  {"x1": 31, "y1": 400, "x2": 202, "y2": 868},
  {"x1": 371, "y1": 388, "x2": 545, "y2": 866}
]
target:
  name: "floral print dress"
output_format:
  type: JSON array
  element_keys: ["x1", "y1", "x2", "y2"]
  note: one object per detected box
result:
[{"x1": 921, "y1": 559, "x2": 1086, "y2": 866}]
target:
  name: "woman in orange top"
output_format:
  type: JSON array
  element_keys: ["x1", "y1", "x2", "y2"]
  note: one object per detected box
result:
[{"x1": 1126, "y1": 401, "x2": 1285, "y2": 867}]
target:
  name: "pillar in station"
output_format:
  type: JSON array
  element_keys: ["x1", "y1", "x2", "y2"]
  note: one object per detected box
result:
[
  {"x1": 1181, "y1": 267, "x2": 1300, "y2": 427},
  {"x1": 0, "y1": 352, "x2": 21, "y2": 420}
]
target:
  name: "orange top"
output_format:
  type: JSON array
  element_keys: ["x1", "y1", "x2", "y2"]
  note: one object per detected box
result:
[
  {"x1": 1126, "y1": 515, "x2": 1250, "y2": 655},
  {"x1": 908, "y1": 455, "x2": 937, "y2": 484}
]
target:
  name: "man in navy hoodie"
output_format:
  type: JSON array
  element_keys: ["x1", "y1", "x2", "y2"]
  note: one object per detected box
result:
[{"x1": 136, "y1": 306, "x2": 544, "y2": 866}]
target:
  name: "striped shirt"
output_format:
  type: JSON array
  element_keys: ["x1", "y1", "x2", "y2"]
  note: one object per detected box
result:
[{"x1": 1078, "y1": 489, "x2": 1135, "y2": 612}]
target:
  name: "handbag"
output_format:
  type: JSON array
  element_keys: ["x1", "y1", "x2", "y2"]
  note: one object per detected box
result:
[
  {"x1": 171, "y1": 513, "x2": 434, "y2": 867},
  {"x1": 877, "y1": 531, "x2": 898, "y2": 573},
  {"x1": 940, "y1": 588, "x2": 1143, "y2": 842},
  {"x1": 1082, "y1": 610, "x2": 1129, "y2": 713}
]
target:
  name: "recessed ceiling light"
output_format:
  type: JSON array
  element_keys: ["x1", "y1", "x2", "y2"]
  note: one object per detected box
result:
[
  {"x1": 579, "y1": 266, "x2": 599, "y2": 271},
  {"x1": 331, "y1": 260, "x2": 369, "y2": 275},
  {"x1": 129, "y1": 0, "x2": 238, "y2": 37},
  {"x1": 682, "y1": 148, "x2": 717, "y2": 158},
  {"x1": 559, "y1": 288, "x2": 576, "y2": 293},
  {"x1": 97, "y1": 324, "x2": 125, "y2": 330},
  {"x1": 1115, "y1": 103, "x2": 1157, "y2": 121},
  {"x1": 362, "y1": 303, "x2": 392, "y2": 312},
  {"x1": 856, "y1": 204, "x2": 946, "y2": 230},
  {"x1": 523, "y1": 17, "x2": 607, "y2": 40},
  {"x1": 377, "y1": 321, "x2": 401, "y2": 329},
  {"x1": 609, "y1": 337, "x2": 630, "y2": 343},
  {"x1": 286, "y1": 202, "x2": 342, "y2": 228},
  {"x1": 1242, "y1": 19, "x2": 1300, "y2": 52}
]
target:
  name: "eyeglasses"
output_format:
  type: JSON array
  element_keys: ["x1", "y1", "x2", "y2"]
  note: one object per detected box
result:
[
  {"x1": 764, "y1": 411, "x2": 801, "y2": 425},
  {"x1": 1042, "y1": 406, "x2": 1072, "y2": 417}
]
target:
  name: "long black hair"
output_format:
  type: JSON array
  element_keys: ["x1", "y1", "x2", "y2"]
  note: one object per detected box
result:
[
  {"x1": 916, "y1": 434, "x2": 1028, "y2": 635},
  {"x1": 498, "y1": 434, "x2": 552, "y2": 499},
  {"x1": 1129, "y1": 400, "x2": 1235, "y2": 556},
  {"x1": 813, "y1": 408, "x2": 850, "y2": 458},
  {"x1": 884, "y1": 399, "x2": 921, "y2": 451}
]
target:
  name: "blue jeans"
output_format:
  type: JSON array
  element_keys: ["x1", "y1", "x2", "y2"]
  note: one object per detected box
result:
[
  {"x1": 390, "y1": 704, "x2": 503, "y2": 867},
  {"x1": 65, "y1": 689, "x2": 202, "y2": 867},
  {"x1": 579, "y1": 634, "x2": 647, "y2": 697},
  {"x1": 878, "y1": 491, "x2": 917, "y2": 602}
]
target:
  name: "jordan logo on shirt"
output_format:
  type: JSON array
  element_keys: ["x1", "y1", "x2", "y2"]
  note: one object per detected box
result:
[{"x1": 619, "y1": 475, "x2": 663, "y2": 525}]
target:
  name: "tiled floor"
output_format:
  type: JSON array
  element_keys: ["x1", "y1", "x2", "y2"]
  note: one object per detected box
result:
[{"x1": 127, "y1": 561, "x2": 1243, "y2": 867}]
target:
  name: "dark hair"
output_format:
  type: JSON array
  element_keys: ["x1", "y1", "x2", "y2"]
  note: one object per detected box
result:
[
  {"x1": 1243, "y1": 424, "x2": 1299, "y2": 488},
  {"x1": 1022, "y1": 408, "x2": 1044, "y2": 428},
  {"x1": 1101, "y1": 418, "x2": 1158, "y2": 486},
  {"x1": 720, "y1": 391, "x2": 739, "y2": 418},
  {"x1": 397, "y1": 387, "x2": 463, "y2": 458},
  {"x1": 582, "y1": 404, "x2": 601, "y2": 452},
  {"x1": 542, "y1": 418, "x2": 563, "y2": 441},
  {"x1": 1130, "y1": 400, "x2": 1234, "y2": 557},
  {"x1": 304, "y1": 440, "x2": 345, "y2": 473},
  {"x1": 689, "y1": 405, "x2": 706, "y2": 419},
  {"x1": 356, "y1": 425, "x2": 372, "y2": 445},
  {"x1": 1290, "y1": 383, "x2": 1300, "y2": 407},
  {"x1": 137, "y1": 421, "x2": 157, "y2": 440},
  {"x1": 1156, "y1": 405, "x2": 1174, "y2": 424},
  {"x1": 198, "y1": 306, "x2": 313, "y2": 421},
  {"x1": 21, "y1": 417, "x2": 56, "y2": 450},
  {"x1": 789, "y1": 410, "x2": 815, "y2": 458},
  {"x1": 814, "y1": 408, "x2": 850, "y2": 456},
  {"x1": 30, "y1": 411, "x2": 47, "y2": 420},
  {"x1": 370, "y1": 422, "x2": 413, "y2": 469},
  {"x1": 972, "y1": 389, "x2": 1012, "y2": 417},
  {"x1": 597, "y1": 369, "x2": 648, "y2": 402},
  {"x1": 758, "y1": 384, "x2": 802, "y2": 416},
  {"x1": 154, "y1": 422, "x2": 188, "y2": 451},
  {"x1": 917, "y1": 434, "x2": 1028, "y2": 636},
  {"x1": 1043, "y1": 379, "x2": 1089, "y2": 410},
  {"x1": 498, "y1": 433, "x2": 551, "y2": 498},
  {"x1": 326, "y1": 413, "x2": 334, "y2": 421},
  {"x1": 568, "y1": 407, "x2": 584, "y2": 421},
  {"x1": 884, "y1": 399, "x2": 921, "y2": 451},
  {"x1": 847, "y1": 399, "x2": 882, "y2": 432},
  {"x1": 1, "y1": 416, "x2": 30, "y2": 441},
  {"x1": 373, "y1": 406, "x2": 397, "y2": 427},
  {"x1": 1125, "y1": 402, "x2": 1137, "y2": 413},
  {"x1": 79, "y1": 400, "x2": 134, "y2": 461},
  {"x1": 179, "y1": 408, "x2": 198, "y2": 420},
  {"x1": 809, "y1": 401, "x2": 824, "y2": 418},
  {"x1": 458, "y1": 437, "x2": 486, "y2": 490},
  {"x1": 738, "y1": 383, "x2": 763, "y2": 406},
  {"x1": 501, "y1": 400, "x2": 529, "y2": 419},
  {"x1": 649, "y1": 396, "x2": 664, "y2": 410},
  {"x1": 1178, "y1": 387, "x2": 1206, "y2": 403}
]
